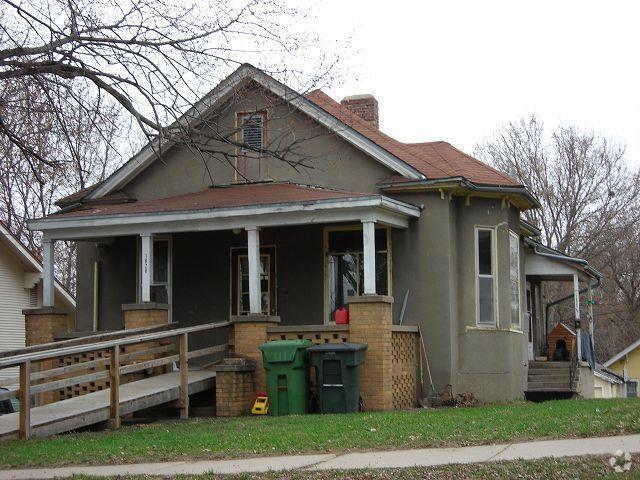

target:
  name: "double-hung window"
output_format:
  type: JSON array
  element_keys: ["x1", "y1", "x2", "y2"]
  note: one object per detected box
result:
[
  {"x1": 476, "y1": 227, "x2": 496, "y2": 326},
  {"x1": 509, "y1": 231, "x2": 521, "y2": 327}
]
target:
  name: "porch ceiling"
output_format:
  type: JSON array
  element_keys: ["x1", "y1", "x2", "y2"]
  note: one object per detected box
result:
[
  {"x1": 524, "y1": 238, "x2": 600, "y2": 281},
  {"x1": 29, "y1": 182, "x2": 421, "y2": 240}
]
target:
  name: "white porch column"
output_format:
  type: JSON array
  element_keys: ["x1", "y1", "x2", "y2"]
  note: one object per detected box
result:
[
  {"x1": 573, "y1": 274, "x2": 580, "y2": 322},
  {"x1": 140, "y1": 233, "x2": 153, "y2": 302},
  {"x1": 574, "y1": 273, "x2": 582, "y2": 361},
  {"x1": 42, "y1": 238, "x2": 55, "y2": 307},
  {"x1": 246, "y1": 227, "x2": 262, "y2": 314},
  {"x1": 362, "y1": 220, "x2": 376, "y2": 295},
  {"x1": 588, "y1": 281, "x2": 594, "y2": 337}
]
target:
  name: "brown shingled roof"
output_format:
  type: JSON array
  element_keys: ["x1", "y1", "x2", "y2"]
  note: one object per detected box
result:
[
  {"x1": 48, "y1": 182, "x2": 373, "y2": 219},
  {"x1": 305, "y1": 90, "x2": 519, "y2": 187}
]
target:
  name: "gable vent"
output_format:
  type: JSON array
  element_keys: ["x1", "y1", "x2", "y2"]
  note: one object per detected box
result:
[{"x1": 239, "y1": 112, "x2": 265, "y2": 152}]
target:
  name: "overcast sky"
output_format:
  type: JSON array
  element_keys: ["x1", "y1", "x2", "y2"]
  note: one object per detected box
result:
[{"x1": 309, "y1": 0, "x2": 640, "y2": 166}]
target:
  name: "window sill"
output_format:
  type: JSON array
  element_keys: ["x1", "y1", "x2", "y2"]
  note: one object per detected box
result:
[{"x1": 466, "y1": 326, "x2": 524, "y2": 334}]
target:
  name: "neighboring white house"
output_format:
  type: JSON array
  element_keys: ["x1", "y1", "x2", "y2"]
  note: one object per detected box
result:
[{"x1": 0, "y1": 222, "x2": 76, "y2": 380}]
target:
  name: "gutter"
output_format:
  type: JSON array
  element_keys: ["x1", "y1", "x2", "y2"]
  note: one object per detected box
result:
[
  {"x1": 378, "y1": 177, "x2": 541, "y2": 209},
  {"x1": 525, "y1": 237, "x2": 602, "y2": 279}
]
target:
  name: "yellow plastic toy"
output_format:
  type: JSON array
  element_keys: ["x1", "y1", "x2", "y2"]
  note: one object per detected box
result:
[{"x1": 252, "y1": 394, "x2": 269, "y2": 415}]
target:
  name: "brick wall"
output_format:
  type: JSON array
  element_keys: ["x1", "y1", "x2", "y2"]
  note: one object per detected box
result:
[
  {"x1": 347, "y1": 295, "x2": 394, "y2": 411},
  {"x1": 23, "y1": 308, "x2": 73, "y2": 405},
  {"x1": 122, "y1": 303, "x2": 170, "y2": 380},
  {"x1": 215, "y1": 366, "x2": 256, "y2": 417},
  {"x1": 340, "y1": 94, "x2": 379, "y2": 129},
  {"x1": 229, "y1": 315, "x2": 280, "y2": 391}
]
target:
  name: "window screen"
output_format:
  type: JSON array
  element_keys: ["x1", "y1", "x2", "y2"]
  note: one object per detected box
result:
[{"x1": 239, "y1": 113, "x2": 265, "y2": 151}]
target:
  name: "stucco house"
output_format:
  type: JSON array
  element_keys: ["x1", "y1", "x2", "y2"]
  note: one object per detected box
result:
[
  {"x1": 0, "y1": 222, "x2": 75, "y2": 380},
  {"x1": 27, "y1": 64, "x2": 600, "y2": 403},
  {"x1": 604, "y1": 339, "x2": 640, "y2": 398}
]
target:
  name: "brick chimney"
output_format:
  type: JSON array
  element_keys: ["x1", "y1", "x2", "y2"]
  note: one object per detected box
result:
[{"x1": 340, "y1": 94, "x2": 379, "y2": 129}]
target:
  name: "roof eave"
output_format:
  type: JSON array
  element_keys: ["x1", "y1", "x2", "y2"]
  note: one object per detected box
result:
[
  {"x1": 29, "y1": 194, "x2": 422, "y2": 240},
  {"x1": 378, "y1": 177, "x2": 540, "y2": 209}
]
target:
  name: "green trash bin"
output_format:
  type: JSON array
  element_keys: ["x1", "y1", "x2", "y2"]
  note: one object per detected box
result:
[
  {"x1": 259, "y1": 339, "x2": 312, "y2": 415},
  {"x1": 308, "y1": 343, "x2": 367, "y2": 414}
]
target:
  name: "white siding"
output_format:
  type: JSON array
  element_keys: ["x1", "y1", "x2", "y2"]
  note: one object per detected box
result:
[{"x1": 0, "y1": 245, "x2": 30, "y2": 381}]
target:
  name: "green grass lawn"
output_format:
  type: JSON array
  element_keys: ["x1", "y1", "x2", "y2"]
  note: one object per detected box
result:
[{"x1": 1, "y1": 398, "x2": 638, "y2": 468}]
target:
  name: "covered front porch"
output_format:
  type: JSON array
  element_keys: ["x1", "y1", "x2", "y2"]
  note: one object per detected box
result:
[
  {"x1": 31, "y1": 183, "x2": 420, "y2": 329},
  {"x1": 26, "y1": 183, "x2": 423, "y2": 413}
]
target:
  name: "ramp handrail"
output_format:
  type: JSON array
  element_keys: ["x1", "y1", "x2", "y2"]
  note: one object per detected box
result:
[
  {"x1": 0, "y1": 320, "x2": 230, "y2": 440},
  {"x1": 0, "y1": 322, "x2": 179, "y2": 360}
]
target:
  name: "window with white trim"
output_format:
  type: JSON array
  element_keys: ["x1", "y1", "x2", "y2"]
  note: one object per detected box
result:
[
  {"x1": 509, "y1": 231, "x2": 521, "y2": 327},
  {"x1": 626, "y1": 380, "x2": 638, "y2": 398},
  {"x1": 238, "y1": 112, "x2": 266, "y2": 152},
  {"x1": 476, "y1": 227, "x2": 496, "y2": 326}
]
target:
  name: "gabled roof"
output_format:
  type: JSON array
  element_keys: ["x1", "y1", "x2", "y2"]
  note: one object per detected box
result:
[
  {"x1": 305, "y1": 90, "x2": 520, "y2": 187},
  {"x1": 604, "y1": 338, "x2": 640, "y2": 368},
  {"x1": 80, "y1": 64, "x2": 426, "y2": 204},
  {"x1": 64, "y1": 64, "x2": 525, "y2": 208},
  {"x1": 594, "y1": 363, "x2": 624, "y2": 384},
  {"x1": 0, "y1": 222, "x2": 76, "y2": 307}
]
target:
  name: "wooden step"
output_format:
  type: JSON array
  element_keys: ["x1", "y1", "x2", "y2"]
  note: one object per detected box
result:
[
  {"x1": 528, "y1": 361, "x2": 571, "y2": 368},
  {"x1": 528, "y1": 374, "x2": 568, "y2": 383}
]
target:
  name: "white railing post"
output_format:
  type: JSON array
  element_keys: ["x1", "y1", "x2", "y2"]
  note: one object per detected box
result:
[
  {"x1": 246, "y1": 227, "x2": 261, "y2": 314},
  {"x1": 362, "y1": 220, "x2": 376, "y2": 295},
  {"x1": 42, "y1": 239, "x2": 55, "y2": 307},
  {"x1": 140, "y1": 234, "x2": 153, "y2": 302},
  {"x1": 19, "y1": 360, "x2": 31, "y2": 439}
]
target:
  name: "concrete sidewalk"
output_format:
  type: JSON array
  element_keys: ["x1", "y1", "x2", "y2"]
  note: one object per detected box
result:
[{"x1": 1, "y1": 434, "x2": 639, "y2": 479}]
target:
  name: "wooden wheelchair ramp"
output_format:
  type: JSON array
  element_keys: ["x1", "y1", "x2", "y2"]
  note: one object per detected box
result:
[
  {"x1": 0, "y1": 370, "x2": 215, "y2": 441},
  {"x1": 0, "y1": 321, "x2": 230, "y2": 441}
]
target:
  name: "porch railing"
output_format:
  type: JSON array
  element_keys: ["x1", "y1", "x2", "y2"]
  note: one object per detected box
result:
[{"x1": 0, "y1": 321, "x2": 229, "y2": 439}]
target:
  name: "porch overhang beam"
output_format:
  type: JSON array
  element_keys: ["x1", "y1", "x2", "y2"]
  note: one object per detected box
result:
[{"x1": 32, "y1": 196, "x2": 420, "y2": 241}]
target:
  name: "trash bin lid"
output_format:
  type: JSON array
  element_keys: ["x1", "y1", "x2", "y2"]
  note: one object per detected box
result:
[
  {"x1": 307, "y1": 342, "x2": 367, "y2": 353},
  {"x1": 259, "y1": 339, "x2": 313, "y2": 363}
]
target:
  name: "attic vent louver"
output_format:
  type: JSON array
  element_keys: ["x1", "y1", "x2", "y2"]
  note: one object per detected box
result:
[{"x1": 239, "y1": 112, "x2": 265, "y2": 152}]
